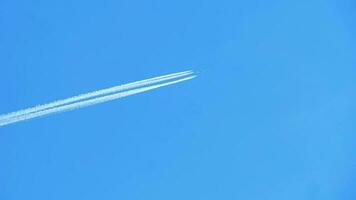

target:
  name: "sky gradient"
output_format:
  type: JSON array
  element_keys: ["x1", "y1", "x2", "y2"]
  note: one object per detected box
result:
[{"x1": 0, "y1": 0, "x2": 355, "y2": 199}]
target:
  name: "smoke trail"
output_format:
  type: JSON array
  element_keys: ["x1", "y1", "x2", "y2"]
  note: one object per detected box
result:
[
  {"x1": 0, "y1": 75, "x2": 196, "y2": 127},
  {"x1": 0, "y1": 70, "x2": 193, "y2": 122}
]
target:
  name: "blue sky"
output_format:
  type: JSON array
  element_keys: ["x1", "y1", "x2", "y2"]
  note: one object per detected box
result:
[{"x1": 0, "y1": 0, "x2": 355, "y2": 199}]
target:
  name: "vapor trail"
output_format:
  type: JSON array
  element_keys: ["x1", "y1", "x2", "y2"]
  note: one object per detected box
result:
[
  {"x1": 0, "y1": 73, "x2": 196, "y2": 127},
  {"x1": 0, "y1": 70, "x2": 193, "y2": 123}
]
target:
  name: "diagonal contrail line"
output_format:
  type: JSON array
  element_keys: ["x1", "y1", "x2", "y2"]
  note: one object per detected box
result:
[
  {"x1": 0, "y1": 70, "x2": 193, "y2": 122},
  {"x1": 0, "y1": 73, "x2": 196, "y2": 127}
]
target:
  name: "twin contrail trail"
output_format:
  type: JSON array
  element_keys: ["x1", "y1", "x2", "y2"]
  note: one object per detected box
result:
[{"x1": 0, "y1": 70, "x2": 196, "y2": 127}]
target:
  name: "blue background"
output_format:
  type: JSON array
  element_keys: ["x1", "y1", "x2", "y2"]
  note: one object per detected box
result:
[{"x1": 0, "y1": 0, "x2": 355, "y2": 199}]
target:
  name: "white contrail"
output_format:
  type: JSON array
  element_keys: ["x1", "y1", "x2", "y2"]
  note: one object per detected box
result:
[
  {"x1": 0, "y1": 74, "x2": 196, "y2": 127},
  {"x1": 0, "y1": 70, "x2": 193, "y2": 122}
]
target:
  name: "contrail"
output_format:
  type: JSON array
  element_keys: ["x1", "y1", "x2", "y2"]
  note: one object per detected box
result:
[
  {"x1": 0, "y1": 72, "x2": 196, "y2": 127},
  {"x1": 0, "y1": 70, "x2": 193, "y2": 122}
]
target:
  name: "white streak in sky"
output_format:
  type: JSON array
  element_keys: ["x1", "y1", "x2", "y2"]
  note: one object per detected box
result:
[
  {"x1": 0, "y1": 70, "x2": 193, "y2": 121},
  {"x1": 0, "y1": 71, "x2": 196, "y2": 127}
]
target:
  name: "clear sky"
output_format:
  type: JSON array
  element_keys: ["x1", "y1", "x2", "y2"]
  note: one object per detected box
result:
[{"x1": 0, "y1": 0, "x2": 355, "y2": 199}]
